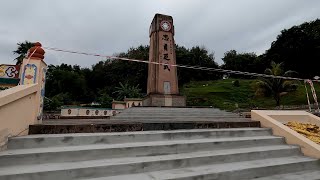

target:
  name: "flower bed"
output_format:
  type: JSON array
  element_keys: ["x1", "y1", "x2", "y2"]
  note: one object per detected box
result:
[{"x1": 285, "y1": 121, "x2": 320, "y2": 144}]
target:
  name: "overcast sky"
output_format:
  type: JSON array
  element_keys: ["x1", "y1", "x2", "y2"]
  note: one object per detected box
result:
[{"x1": 0, "y1": 0, "x2": 319, "y2": 67}]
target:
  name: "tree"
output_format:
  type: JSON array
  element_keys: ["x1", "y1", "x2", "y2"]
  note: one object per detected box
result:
[
  {"x1": 43, "y1": 95, "x2": 64, "y2": 111},
  {"x1": 114, "y1": 82, "x2": 141, "y2": 100},
  {"x1": 264, "y1": 19, "x2": 320, "y2": 78},
  {"x1": 89, "y1": 45, "x2": 149, "y2": 96},
  {"x1": 255, "y1": 62, "x2": 298, "y2": 106},
  {"x1": 97, "y1": 94, "x2": 113, "y2": 108},
  {"x1": 97, "y1": 88, "x2": 113, "y2": 108},
  {"x1": 222, "y1": 50, "x2": 267, "y2": 75},
  {"x1": 176, "y1": 46, "x2": 220, "y2": 84},
  {"x1": 45, "y1": 64, "x2": 91, "y2": 103},
  {"x1": 13, "y1": 41, "x2": 33, "y2": 65}
]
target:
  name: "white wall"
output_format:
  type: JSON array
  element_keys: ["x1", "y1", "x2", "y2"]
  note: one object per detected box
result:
[
  {"x1": 126, "y1": 100, "x2": 142, "y2": 108},
  {"x1": 114, "y1": 104, "x2": 126, "y2": 110},
  {"x1": 61, "y1": 108, "x2": 115, "y2": 117}
]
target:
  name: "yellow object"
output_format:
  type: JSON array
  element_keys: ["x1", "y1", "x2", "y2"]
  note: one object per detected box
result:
[{"x1": 285, "y1": 121, "x2": 320, "y2": 144}]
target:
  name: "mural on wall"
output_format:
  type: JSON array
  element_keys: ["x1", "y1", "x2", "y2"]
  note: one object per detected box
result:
[
  {"x1": 0, "y1": 64, "x2": 20, "y2": 78},
  {"x1": 22, "y1": 64, "x2": 37, "y2": 85},
  {"x1": 38, "y1": 68, "x2": 47, "y2": 120}
]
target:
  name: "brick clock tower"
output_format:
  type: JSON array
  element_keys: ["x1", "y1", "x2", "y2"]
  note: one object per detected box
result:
[{"x1": 143, "y1": 14, "x2": 186, "y2": 106}]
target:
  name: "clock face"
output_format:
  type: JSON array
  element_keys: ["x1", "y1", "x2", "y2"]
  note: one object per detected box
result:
[{"x1": 160, "y1": 21, "x2": 171, "y2": 31}]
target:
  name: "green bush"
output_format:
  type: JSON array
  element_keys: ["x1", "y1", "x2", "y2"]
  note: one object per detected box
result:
[{"x1": 232, "y1": 80, "x2": 240, "y2": 87}]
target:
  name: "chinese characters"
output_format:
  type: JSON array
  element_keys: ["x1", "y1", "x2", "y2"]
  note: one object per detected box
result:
[{"x1": 162, "y1": 34, "x2": 170, "y2": 71}]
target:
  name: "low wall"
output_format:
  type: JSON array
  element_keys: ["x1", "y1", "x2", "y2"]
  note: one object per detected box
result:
[
  {"x1": 113, "y1": 103, "x2": 126, "y2": 110},
  {"x1": 251, "y1": 110, "x2": 320, "y2": 159},
  {"x1": 61, "y1": 107, "x2": 117, "y2": 117},
  {"x1": 0, "y1": 84, "x2": 39, "y2": 150},
  {"x1": 125, "y1": 100, "x2": 142, "y2": 108}
]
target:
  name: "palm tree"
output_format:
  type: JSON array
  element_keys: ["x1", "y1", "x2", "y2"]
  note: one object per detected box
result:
[
  {"x1": 114, "y1": 82, "x2": 141, "y2": 100},
  {"x1": 13, "y1": 41, "x2": 33, "y2": 65},
  {"x1": 255, "y1": 62, "x2": 299, "y2": 106}
]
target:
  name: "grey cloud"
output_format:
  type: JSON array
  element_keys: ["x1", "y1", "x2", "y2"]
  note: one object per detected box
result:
[{"x1": 0, "y1": 0, "x2": 319, "y2": 67}]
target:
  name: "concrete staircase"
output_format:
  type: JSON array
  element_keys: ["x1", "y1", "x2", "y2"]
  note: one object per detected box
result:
[
  {"x1": 0, "y1": 127, "x2": 319, "y2": 179},
  {"x1": 31, "y1": 107, "x2": 260, "y2": 134}
]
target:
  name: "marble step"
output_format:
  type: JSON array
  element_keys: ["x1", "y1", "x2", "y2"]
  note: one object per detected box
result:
[
  {"x1": 1, "y1": 136, "x2": 283, "y2": 166},
  {"x1": 0, "y1": 147, "x2": 305, "y2": 180},
  {"x1": 81, "y1": 156, "x2": 319, "y2": 180},
  {"x1": 251, "y1": 169, "x2": 320, "y2": 180},
  {"x1": 8, "y1": 128, "x2": 270, "y2": 149}
]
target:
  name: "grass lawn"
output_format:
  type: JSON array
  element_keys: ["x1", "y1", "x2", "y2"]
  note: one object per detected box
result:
[{"x1": 182, "y1": 78, "x2": 320, "y2": 111}]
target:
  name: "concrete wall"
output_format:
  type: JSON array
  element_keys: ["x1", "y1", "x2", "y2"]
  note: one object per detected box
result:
[
  {"x1": 61, "y1": 108, "x2": 78, "y2": 116},
  {"x1": 0, "y1": 44, "x2": 47, "y2": 151},
  {"x1": 142, "y1": 97, "x2": 151, "y2": 107},
  {"x1": 269, "y1": 114, "x2": 320, "y2": 126},
  {"x1": 61, "y1": 108, "x2": 115, "y2": 117},
  {"x1": 125, "y1": 100, "x2": 143, "y2": 108},
  {"x1": 19, "y1": 59, "x2": 47, "y2": 121},
  {"x1": 172, "y1": 96, "x2": 186, "y2": 106},
  {"x1": 112, "y1": 100, "x2": 142, "y2": 109},
  {"x1": 0, "y1": 84, "x2": 39, "y2": 150},
  {"x1": 113, "y1": 103, "x2": 126, "y2": 110},
  {"x1": 251, "y1": 110, "x2": 320, "y2": 159},
  {"x1": 143, "y1": 94, "x2": 186, "y2": 107},
  {"x1": 151, "y1": 96, "x2": 165, "y2": 106}
]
